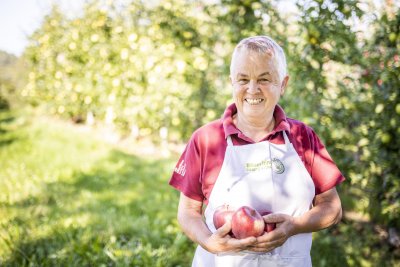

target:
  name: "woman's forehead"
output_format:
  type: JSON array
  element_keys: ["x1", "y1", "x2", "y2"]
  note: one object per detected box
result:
[{"x1": 231, "y1": 50, "x2": 278, "y2": 76}]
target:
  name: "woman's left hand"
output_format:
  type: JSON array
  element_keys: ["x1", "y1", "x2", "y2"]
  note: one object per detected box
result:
[{"x1": 248, "y1": 213, "x2": 296, "y2": 252}]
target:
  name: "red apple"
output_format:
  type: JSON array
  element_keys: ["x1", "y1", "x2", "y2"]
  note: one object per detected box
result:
[
  {"x1": 231, "y1": 206, "x2": 265, "y2": 239},
  {"x1": 260, "y1": 211, "x2": 276, "y2": 233},
  {"x1": 213, "y1": 205, "x2": 235, "y2": 230}
]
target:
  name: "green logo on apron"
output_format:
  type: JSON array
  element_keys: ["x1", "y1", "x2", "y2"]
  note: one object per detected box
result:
[{"x1": 245, "y1": 158, "x2": 285, "y2": 174}]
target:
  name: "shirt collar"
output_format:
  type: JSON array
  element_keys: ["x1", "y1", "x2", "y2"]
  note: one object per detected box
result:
[{"x1": 222, "y1": 103, "x2": 290, "y2": 140}]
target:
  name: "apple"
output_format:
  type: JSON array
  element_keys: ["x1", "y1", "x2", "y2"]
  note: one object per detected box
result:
[
  {"x1": 231, "y1": 206, "x2": 265, "y2": 239},
  {"x1": 213, "y1": 204, "x2": 235, "y2": 230},
  {"x1": 260, "y1": 211, "x2": 276, "y2": 233}
]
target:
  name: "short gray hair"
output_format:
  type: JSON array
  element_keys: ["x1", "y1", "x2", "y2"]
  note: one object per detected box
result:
[{"x1": 230, "y1": 36, "x2": 287, "y2": 81}]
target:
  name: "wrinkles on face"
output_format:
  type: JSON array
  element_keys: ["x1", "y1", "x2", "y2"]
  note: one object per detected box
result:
[
  {"x1": 230, "y1": 49, "x2": 283, "y2": 123},
  {"x1": 232, "y1": 51, "x2": 281, "y2": 86}
]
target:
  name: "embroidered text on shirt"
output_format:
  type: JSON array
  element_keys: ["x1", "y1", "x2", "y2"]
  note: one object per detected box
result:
[{"x1": 175, "y1": 160, "x2": 187, "y2": 176}]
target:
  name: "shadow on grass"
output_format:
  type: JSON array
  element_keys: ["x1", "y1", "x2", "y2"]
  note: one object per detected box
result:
[
  {"x1": 1, "y1": 149, "x2": 194, "y2": 266},
  {"x1": 1, "y1": 226, "x2": 107, "y2": 267},
  {"x1": 312, "y1": 217, "x2": 399, "y2": 267},
  {"x1": 311, "y1": 225, "x2": 350, "y2": 267},
  {"x1": 0, "y1": 138, "x2": 17, "y2": 147},
  {"x1": 0, "y1": 112, "x2": 17, "y2": 147}
]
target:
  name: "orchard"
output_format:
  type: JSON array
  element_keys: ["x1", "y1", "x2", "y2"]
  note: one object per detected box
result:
[{"x1": 0, "y1": 0, "x2": 399, "y2": 266}]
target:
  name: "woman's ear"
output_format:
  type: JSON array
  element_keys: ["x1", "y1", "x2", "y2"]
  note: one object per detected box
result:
[{"x1": 280, "y1": 76, "x2": 289, "y2": 96}]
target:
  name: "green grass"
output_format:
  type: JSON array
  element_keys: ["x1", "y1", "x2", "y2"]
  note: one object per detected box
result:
[
  {"x1": 0, "y1": 108, "x2": 399, "y2": 266},
  {"x1": 0, "y1": 109, "x2": 195, "y2": 266}
]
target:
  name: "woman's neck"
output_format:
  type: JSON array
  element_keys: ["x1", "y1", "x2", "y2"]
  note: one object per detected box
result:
[{"x1": 234, "y1": 114, "x2": 275, "y2": 142}]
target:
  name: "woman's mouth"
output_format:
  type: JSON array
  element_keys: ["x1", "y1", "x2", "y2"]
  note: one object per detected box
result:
[{"x1": 245, "y1": 98, "x2": 264, "y2": 105}]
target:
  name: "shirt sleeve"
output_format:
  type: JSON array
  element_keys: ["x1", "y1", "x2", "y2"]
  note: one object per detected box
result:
[
  {"x1": 305, "y1": 127, "x2": 345, "y2": 194},
  {"x1": 169, "y1": 135, "x2": 204, "y2": 202}
]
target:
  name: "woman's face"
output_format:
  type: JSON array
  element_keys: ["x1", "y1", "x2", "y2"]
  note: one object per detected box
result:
[{"x1": 230, "y1": 49, "x2": 288, "y2": 122}]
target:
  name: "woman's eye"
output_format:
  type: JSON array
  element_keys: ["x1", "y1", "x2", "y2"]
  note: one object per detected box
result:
[
  {"x1": 238, "y1": 79, "x2": 249, "y2": 84},
  {"x1": 258, "y1": 79, "x2": 269, "y2": 83}
]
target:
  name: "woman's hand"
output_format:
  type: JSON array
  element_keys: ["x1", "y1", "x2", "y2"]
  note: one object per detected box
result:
[
  {"x1": 248, "y1": 213, "x2": 295, "y2": 252},
  {"x1": 204, "y1": 220, "x2": 258, "y2": 254},
  {"x1": 177, "y1": 193, "x2": 257, "y2": 254}
]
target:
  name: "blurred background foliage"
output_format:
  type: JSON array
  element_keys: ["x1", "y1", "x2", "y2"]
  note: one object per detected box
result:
[{"x1": 0, "y1": 0, "x2": 399, "y2": 266}]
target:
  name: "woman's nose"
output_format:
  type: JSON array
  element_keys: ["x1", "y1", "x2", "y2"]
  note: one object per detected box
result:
[{"x1": 247, "y1": 80, "x2": 259, "y2": 93}]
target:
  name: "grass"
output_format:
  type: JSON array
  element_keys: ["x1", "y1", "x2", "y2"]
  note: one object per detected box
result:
[
  {"x1": 0, "y1": 107, "x2": 399, "y2": 266},
  {"x1": 0, "y1": 108, "x2": 194, "y2": 266}
]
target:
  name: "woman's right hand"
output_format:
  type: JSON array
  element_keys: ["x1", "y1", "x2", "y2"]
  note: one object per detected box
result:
[
  {"x1": 204, "y1": 221, "x2": 257, "y2": 254},
  {"x1": 177, "y1": 193, "x2": 256, "y2": 254}
]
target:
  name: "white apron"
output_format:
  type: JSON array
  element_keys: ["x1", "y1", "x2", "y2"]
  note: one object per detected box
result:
[{"x1": 192, "y1": 131, "x2": 315, "y2": 267}]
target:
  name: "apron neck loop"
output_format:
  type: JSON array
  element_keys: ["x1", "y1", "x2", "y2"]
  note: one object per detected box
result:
[
  {"x1": 226, "y1": 135, "x2": 234, "y2": 146},
  {"x1": 282, "y1": 131, "x2": 291, "y2": 146}
]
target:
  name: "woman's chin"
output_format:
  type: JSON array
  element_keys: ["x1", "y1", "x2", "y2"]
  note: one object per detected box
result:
[{"x1": 242, "y1": 105, "x2": 266, "y2": 117}]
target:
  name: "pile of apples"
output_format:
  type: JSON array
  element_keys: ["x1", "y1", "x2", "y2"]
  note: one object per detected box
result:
[{"x1": 213, "y1": 205, "x2": 276, "y2": 239}]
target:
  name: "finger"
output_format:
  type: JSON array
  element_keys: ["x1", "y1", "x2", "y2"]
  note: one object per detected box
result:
[
  {"x1": 251, "y1": 237, "x2": 284, "y2": 248},
  {"x1": 263, "y1": 213, "x2": 287, "y2": 223},
  {"x1": 229, "y1": 236, "x2": 257, "y2": 249},
  {"x1": 237, "y1": 236, "x2": 257, "y2": 245},
  {"x1": 256, "y1": 229, "x2": 282, "y2": 243},
  {"x1": 247, "y1": 246, "x2": 274, "y2": 253},
  {"x1": 215, "y1": 221, "x2": 232, "y2": 237},
  {"x1": 248, "y1": 238, "x2": 284, "y2": 251},
  {"x1": 247, "y1": 245, "x2": 274, "y2": 253}
]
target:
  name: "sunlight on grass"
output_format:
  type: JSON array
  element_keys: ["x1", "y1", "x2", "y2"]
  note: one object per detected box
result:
[{"x1": 0, "y1": 109, "x2": 194, "y2": 266}]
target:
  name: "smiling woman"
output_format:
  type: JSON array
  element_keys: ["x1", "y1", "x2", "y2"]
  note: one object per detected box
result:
[{"x1": 169, "y1": 35, "x2": 345, "y2": 267}]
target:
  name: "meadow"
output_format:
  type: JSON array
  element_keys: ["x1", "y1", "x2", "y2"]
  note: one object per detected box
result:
[{"x1": 0, "y1": 108, "x2": 194, "y2": 266}]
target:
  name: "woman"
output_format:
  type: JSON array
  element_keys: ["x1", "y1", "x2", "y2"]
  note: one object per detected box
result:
[{"x1": 169, "y1": 36, "x2": 344, "y2": 267}]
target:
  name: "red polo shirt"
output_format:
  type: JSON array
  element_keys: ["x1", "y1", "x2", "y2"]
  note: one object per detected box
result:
[{"x1": 169, "y1": 103, "x2": 345, "y2": 204}]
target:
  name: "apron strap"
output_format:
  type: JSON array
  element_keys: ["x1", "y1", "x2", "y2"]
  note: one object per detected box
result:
[
  {"x1": 282, "y1": 131, "x2": 291, "y2": 145},
  {"x1": 226, "y1": 135, "x2": 233, "y2": 146}
]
